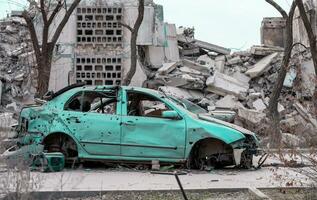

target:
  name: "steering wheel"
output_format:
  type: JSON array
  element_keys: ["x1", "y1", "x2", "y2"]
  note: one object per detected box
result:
[{"x1": 128, "y1": 109, "x2": 138, "y2": 116}]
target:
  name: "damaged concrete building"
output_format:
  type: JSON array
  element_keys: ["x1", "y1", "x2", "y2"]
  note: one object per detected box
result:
[{"x1": 34, "y1": 0, "x2": 179, "y2": 91}]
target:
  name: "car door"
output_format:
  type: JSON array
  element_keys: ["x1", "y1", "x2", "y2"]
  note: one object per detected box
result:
[
  {"x1": 61, "y1": 89, "x2": 122, "y2": 156},
  {"x1": 120, "y1": 90, "x2": 186, "y2": 159}
]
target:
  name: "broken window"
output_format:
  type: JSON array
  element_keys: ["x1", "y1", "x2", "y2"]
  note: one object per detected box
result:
[
  {"x1": 127, "y1": 92, "x2": 171, "y2": 118},
  {"x1": 65, "y1": 91, "x2": 118, "y2": 114},
  {"x1": 65, "y1": 92, "x2": 83, "y2": 111}
]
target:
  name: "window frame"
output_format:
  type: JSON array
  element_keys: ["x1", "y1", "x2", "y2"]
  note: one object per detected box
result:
[
  {"x1": 64, "y1": 90, "x2": 120, "y2": 115},
  {"x1": 124, "y1": 90, "x2": 177, "y2": 119}
]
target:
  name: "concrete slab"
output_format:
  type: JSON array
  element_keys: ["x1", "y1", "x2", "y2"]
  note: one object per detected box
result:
[
  {"x1": 252, "y1": 99, "x2": 267, "y2": 111},
  {"x1": 183, "y1": 59, "x2": 210, "y2": 74},
  {"x1": 146, "y1": 46, "x2": 165, "y2": 67},
  {"x1": 197, "y1": 55, "x2": 215, "y2": 70},
  {"x1": 238, "y1": 107, "x2": 266, "y2": 125},
  {"x1": 157, "y1": 62, "x2": 178, "y2": 75},
  {"x1": 214, "y1": 56, "x2": 226, "y2": 72},
  {"x1": 163, "y1": 23, "x2": 180, "y2": 62},
  {"x1": 215, "y1": 95, "x2": 239, "y2": 109},
  {"x1": 301, "y1": 60, "x2": 316, "y2": 97},
  {"x1": 206, "y1": 72, "x2": 249, "y2": 98},
  {"x1": 158, "y1": 86, "x2": 204, "y2": 100},
  {"x1": 245, "y1": 53, "x2": 279, "y2": 78}
]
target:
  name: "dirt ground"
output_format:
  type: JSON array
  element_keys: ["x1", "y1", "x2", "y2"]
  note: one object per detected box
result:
[
  {"x1": 59, "y1": 191, "x2": 259, "y2": 200},
  {"x1": 261, "y1": 188, "x2": 317, "y2": 200}
]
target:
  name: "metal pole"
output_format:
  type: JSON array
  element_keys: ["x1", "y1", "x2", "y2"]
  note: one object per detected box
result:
[{"x1": 174, "y1": 174, "x2": 188, "y2": 200}]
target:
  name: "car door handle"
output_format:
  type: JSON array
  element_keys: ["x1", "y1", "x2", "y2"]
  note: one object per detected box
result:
[
  {"x1": 66, "y1": 117, "x2": 81, "y2": 123},
  {"x1": 122, "y1": 121, "x2": 135, "y2": 126}
]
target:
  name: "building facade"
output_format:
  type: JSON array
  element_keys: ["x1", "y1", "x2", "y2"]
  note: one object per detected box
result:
[{"x1": 35, "y1": 0, "x2": 180, "y2": 92}]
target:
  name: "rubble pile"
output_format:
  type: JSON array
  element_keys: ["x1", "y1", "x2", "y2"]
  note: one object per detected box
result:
[
  {"x1": 147, "y1": 28, "x2": 317, "y2": 147},
  {"x1": 0, "y1": 15, "x2": 36, "y2": 113}
]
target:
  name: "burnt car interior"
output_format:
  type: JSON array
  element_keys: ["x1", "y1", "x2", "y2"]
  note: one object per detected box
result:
[
  {"x1": 127, "y1": 91, "x2": 171, "y2": 118},
  {"x1": 65, "y1": 90, "x2": 118, "y2": 114}
]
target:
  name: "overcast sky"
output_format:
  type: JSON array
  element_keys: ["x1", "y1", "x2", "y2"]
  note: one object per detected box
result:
[
  {"x1": 154, "y1": 0, "x2": 291, "y2": 50},
  {"x1": 0, "y1": 0, "x2": 291, "y2": 50}
]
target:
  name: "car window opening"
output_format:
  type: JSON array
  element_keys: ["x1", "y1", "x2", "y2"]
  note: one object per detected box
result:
[
  {"x1": 65, "y1": 91, "x2": 118, "y2": 115},
  {"x1": 127, "y1": 92, "x2": 171, "y2": 118}
]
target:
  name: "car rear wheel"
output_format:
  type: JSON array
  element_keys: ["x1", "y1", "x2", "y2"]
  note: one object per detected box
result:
[{"x1": 43, "y1": 133, "x2": 78, "y2": 166}]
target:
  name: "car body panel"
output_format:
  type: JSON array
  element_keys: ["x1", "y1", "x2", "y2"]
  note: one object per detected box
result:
[{"x1": 5, "y1": 85, "x2": 259, "y2": 166}]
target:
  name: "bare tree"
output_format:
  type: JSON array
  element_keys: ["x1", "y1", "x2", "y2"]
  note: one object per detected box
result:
[
  {"x1": 120, "y1": 0, "x2": 145, "y2": 86},
  {"x1": 296, "y1": 0, "x2": 317, "y2": 116},
  {"x1": 22, "y1": 0, "x2": 81, "y2": 97},
  {"x1": 265, "y1": 0, "x2": 297, "y2": 147}
]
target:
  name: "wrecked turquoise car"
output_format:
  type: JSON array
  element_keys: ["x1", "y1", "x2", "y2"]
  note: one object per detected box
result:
[{"x1": 3, "y1": 84, "x2": 260, "y2": 169}]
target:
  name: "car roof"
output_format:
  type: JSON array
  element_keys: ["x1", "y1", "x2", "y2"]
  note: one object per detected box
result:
[{"x1": 73, "y1": 85, "x2": 161, "y2": 96}]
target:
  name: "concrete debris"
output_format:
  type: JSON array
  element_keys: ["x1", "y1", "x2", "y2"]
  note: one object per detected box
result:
[
  {"x1": 0, "y1": 15, "x2": 36, "y2": 113},
  {"x1": 245, "y1": 52, "x2": 279, "y2": 78},
  {"x1": 294, "y1": 102, "x2": 317, "y2": 128},
  {"x1": 197, "y1": 54, "x2": 215, "y2": 70},
  {"x1": 283, "y1": 67, "x2": 297, "y2": 88},
  {"x1": 182, "y1": 59, "x2": 211, "y2": 74},
  {"x1": 158, "y1": 86, "x2": 204, "y2": 101},
  {"x1": 250, "y1": 45, "x2": 284, "y2": 56},
  {"x1": 214, "y1": 55, "x2": 226, "y2": 72},
  {"x1": 252, "y1": 99, "x2": 266, "y2": 111},
  {"x1": 206, "y1": 72, "x2": 249, "y2": 98},
  {"x1": 157, "y1": 62, "x2": 178, "y2": 75},
  {"x1": 300, "y1": 60, "x2": 316, "y2": 97},
  {"x1": 144, "y1": 26, "x2": 316, "y2": 144},
  {"x1": 227, "y1": 56, "x2": 243, "y2": 66},
  {"x1": 281, "y1": 133, "x2": 306, "y2": 147},
  {"x1": 177, "y1": 34, "x2": 231, "y2": 55},
  {"x1": 263, "y1": 97, "x2": 285, "y2": 114},
  {"x1": 237, "y1": 107, "x2": 266, "y2": 125},
  {"x1": 0, "y1": 112, "x2": 18, "y2": 139},
  {"x1": 215, "y1": 95, "x2": 240, "y2": 109}
]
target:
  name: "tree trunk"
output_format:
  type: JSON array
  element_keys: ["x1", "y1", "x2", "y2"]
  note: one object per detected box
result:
[
  {"x1": 122, "y1": 0, "x2": 144, "y2": 86},
  {"x1": 267, "y1": 1, "x2": 297, "y2": 147},
  {"x1": 296, "y1": 0, "x2": 317, "y2": 116},
  {"x1": 37, "y1": 55, "x2": 52, "y2": 97},
  {"x1": 124, "y1": 32, "x2": 138, "y2": 86}
]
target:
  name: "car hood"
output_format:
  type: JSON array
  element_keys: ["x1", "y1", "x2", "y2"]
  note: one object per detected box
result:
[
  {"x1": 198, "y1": 114, "x2": 257, "y2": 137},
  {"x1": 186, "y1": 114, "x2": 245, "y2": 145}
]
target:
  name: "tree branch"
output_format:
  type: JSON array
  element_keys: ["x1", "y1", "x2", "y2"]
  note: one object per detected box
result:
[
  {"x1": 134, "y1": 0, "x2": 145, "y2": 31},
  {"x1": 48, "y1": 0, "x2": 63, "y2": 25},
  {"x1": 265, "y1": 0, "x2": 289, "y2": 18},
  {"x1": 50, "y1": 0, "x2": 81, "y2": 49},
  {"x1": 40, "y1": 0, "x2": 48, "y2": 24},
  {"x1": 22, "y1": 11, "x2": 41, "y2": 62},
  {"x1": 118, "y1": 21, "x2": 133, "y2": 32}
]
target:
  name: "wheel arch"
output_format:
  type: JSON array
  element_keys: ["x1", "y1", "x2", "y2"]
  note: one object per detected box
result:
[
  {"x1": 42, "y1": 132, "x2": 82, "y2": 157},
  {"x1": 186, "y1": 137, "x2": 234, "y2": 169},
  {"x1": 187, "y1": 137, "x2": 233, "y2": 157}
]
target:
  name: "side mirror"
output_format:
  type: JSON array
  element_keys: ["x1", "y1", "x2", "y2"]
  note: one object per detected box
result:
[{"x1": 162, "y1": 111, "x2": 180, "y2": 120}]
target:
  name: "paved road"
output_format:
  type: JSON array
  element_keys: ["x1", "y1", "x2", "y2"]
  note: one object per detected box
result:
[
  {"x1": 25, "y1": 166, "x2": 310, "y2": 192},
  {"x1": 0, "y1": 153, "x2": 314, "y2": 193}
]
